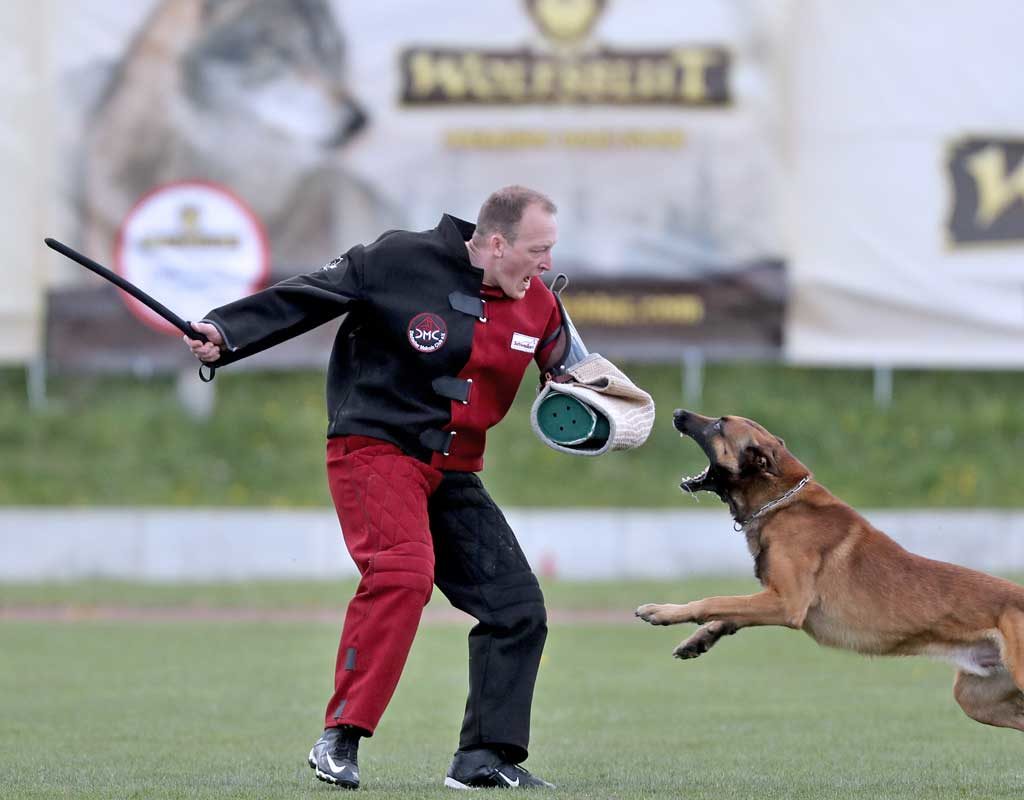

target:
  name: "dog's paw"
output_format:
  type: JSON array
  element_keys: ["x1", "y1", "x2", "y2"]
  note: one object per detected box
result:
[
  {"x1": 673, "y1": 638, "x2": 709, "y2": 659},
  {"x1": 635, "y1": 603, "x2": 681, "y2": 625},
  {"x1": 673, "y1": 621, "x2": 735, "y2": 659}
]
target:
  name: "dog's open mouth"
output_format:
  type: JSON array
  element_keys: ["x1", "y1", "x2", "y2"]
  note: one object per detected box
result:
[
  {"x1": 675, "y1": 413, "x2": 720, "y2": 498},
  {"x1": 680, "y1": 463, "x2": 712, "y2": 495}
]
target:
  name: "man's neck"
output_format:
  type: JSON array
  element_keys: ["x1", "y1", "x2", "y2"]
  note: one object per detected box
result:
[{"x1": 466, "y1": 239, "x2": 497, "y2": 286}]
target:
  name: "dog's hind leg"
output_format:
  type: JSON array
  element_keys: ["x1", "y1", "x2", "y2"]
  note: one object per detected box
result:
[
  {"x1": 952, "y1": 669, "x2": 1024, "y2": 731},
  {"x1": 952, "y1": 608, "x2": 1024, "y2": 731},
  {"x1": 997, "y1": 607, "x2": 1024, "y2": 693},
  {"x1": 673, "y1": 620, "x2": 738, "y2": 660}
]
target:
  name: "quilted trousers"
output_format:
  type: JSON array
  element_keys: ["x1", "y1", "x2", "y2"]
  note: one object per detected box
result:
[{"x1": 324, "y1": 436, "x2": 548, "y2": 763}]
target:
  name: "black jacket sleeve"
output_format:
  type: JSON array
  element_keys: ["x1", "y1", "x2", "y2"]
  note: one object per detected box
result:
[{"x1": 202, "y1": 245, "x2": 365, "y2": 368}]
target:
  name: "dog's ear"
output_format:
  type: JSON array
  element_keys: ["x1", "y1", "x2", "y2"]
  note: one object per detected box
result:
[{"x1": 742, "y1": 444, "x2": 779, "y2": 476}]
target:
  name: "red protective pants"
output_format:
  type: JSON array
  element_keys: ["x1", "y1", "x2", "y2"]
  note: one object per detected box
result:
[{"x1": 323, "y1": 436, "x2": 442, "y2": 733}]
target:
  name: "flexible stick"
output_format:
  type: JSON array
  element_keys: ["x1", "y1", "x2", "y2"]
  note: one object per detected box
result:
[{"x1": 44, "y1": 237, "x2": 217, "y2": 381}]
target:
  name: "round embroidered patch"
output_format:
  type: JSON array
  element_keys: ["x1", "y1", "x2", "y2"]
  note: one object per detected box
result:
[{"x1": 407, "y1": 312, "x2": 448, "y2": 353}]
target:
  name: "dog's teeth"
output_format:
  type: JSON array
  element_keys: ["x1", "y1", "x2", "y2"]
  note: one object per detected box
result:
[{"x1": 680, "y1": 465, "x2": 710, "y2": 486}]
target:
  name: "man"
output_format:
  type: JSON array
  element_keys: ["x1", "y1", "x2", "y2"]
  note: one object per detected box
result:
[{"x1": 186, "y1": 186, "x2": 566, "y2": 790}]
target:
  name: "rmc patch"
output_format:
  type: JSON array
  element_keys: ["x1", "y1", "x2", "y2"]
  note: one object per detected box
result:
[{"x1": 407, "y1": 312, "x2": 448, "y2": 353}]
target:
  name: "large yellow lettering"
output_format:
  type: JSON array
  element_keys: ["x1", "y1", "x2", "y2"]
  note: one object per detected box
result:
[
  {"x1": 407, "y1": 53, "x2": 468, "y2": 98},
  {"x1": 634, "y1": 58, "x2": 677, "y2": 99},
  {"x1": 673, "y1": 48, "x2": 718, "y2": 102},
  {"x1": 966, "y1": 146, "x2": 1024, "y2": 227}
]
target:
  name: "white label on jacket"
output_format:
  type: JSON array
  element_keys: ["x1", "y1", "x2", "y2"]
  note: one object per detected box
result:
[{"x1": 511, "y1": 332, "x2": 539, "y2": 353}]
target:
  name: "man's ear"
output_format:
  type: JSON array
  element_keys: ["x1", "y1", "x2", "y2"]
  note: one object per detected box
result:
[{"x1": 491, "y1": 234, "x2": 505, "y2": 258}]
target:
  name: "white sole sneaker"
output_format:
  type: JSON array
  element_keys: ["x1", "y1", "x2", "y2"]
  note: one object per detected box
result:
[{"x1": 444, "y1": 776, "x2": 478, "y2": 790}]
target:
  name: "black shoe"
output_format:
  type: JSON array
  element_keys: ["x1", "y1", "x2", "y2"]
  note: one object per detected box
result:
[
  {"x1": 445, "y1": 748, "x2": 554, "y2": 790},
  {"x1": 308, "y1": 726, "x2": 361, "y2": 789}
]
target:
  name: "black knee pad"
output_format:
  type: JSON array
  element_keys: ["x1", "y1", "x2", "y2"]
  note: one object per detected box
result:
[{"x1": 482, "y1": 571, "x2": 547, "y2": 633}]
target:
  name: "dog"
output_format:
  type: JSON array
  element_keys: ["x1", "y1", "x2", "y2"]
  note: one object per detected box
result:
[{"x1": 636, "y1": 409, "x2": 1024, "y2": 733}]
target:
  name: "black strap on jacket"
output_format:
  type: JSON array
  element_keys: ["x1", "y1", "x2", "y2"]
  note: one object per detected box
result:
[
  {"x1": 449, "y1": 291, "x2": 486, "y2": 321},
  {"x1": 432, "y1": 376, "x2": 473, "y2": 404},
  {"x1": 420, "y1": 429, "x2": 456, "y2": 456}
]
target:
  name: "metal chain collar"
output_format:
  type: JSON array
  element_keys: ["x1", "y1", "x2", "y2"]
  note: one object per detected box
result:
[{"x1": 733, "y1": 475, "x2": 811, "y2": 532}]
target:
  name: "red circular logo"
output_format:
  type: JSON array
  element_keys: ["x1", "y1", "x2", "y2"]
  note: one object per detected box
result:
[
  {"x1": 114, "y1": 180, "x2": 269, "y2": 336},
  {"x1": 407, "y1": 312, "x2": 448, "y2": 353}
]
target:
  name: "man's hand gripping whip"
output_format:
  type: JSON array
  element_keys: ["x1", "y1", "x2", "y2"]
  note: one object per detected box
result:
[{"x1": 44, "y1": 238, "x2": 216, "y2": 382}]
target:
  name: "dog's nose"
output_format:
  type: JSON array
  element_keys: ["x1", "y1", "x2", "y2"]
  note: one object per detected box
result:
[{"x1": 673, "y1": 409, "x2": 690, "y2": 423}]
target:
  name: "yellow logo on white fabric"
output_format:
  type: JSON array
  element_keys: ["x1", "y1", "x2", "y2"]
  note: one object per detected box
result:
[
  {"x1": 947, "y1": 136, "x2": 1024, "y2": 245},
  {"x1": 524, "y1": 0, "x2": 606, "y2": 45}
]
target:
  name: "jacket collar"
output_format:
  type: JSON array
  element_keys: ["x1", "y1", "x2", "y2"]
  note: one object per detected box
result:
[{"x1": 438, "y1": 214, "x2": 478, "y2": 268}]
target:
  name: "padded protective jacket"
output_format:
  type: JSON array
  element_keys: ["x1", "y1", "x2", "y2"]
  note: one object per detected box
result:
[{"x1": 203, "y1": 214, "x2": 562, "y2": 472}]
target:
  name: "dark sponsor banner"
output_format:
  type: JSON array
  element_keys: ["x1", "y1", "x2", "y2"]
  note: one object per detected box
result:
[
  {"x1": 46, "y1": 285, "x2": 341, "y2": 373},
  {"x1": 400, "y1": 0, "x2": 731, "y2": 107},
  {"x1": 563, "y1": 260, "x2": 785, "y2": 357},
  {"x1": 947, "y1": 137, "x2": 1024, "y2": 245},
  {"x1": 47, "y1": 261, "x2": 784, "y2": 372},
  {"x1": 400, "y1": 46, "x2": 731, "y2": 106}
]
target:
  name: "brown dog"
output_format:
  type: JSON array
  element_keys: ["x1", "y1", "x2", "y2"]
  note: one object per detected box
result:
[{"x1": 636, "y1": 409, "x2": 1024, "y2": 733}]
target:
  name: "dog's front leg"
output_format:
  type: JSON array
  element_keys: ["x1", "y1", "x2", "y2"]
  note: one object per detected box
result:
[
  {"x1": 673, "y1": 620, "x2": 739, "y2": 660},
  {"x1": 637, "y1": 590, "x2": 800, "y2": 629},
  {"x1": 634, "y1": 601, "x2": 702, "y2": 625},
  {"x1": 694, "y1": 591, "x2": 794, "y2": 627}
]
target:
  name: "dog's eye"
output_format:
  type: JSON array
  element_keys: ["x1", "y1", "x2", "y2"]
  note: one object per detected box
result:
[{"x1": 714, "y1": 420, "x2": 724, "y2": 432}]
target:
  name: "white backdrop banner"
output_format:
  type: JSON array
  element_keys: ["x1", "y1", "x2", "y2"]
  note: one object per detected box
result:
[
  {"x1": 786, "y1": 1, "x2": 1024, "y2": 367},
  {"x1": 44, "y1": 0, "x2": 789, "y2": 371},
  {"x1": 17, "y1": 1, "x2": 1024, "y2": 369}
]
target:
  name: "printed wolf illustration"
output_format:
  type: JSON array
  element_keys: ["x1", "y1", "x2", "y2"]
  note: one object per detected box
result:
[
  {"x1": 76, "y1": 0, "x2": 403, "y2": 275},
  {"x1": 637, "y1": 409, "x2": 1024, "y2": 735}
]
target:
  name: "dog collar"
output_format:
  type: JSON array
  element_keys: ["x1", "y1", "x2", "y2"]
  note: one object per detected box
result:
[{"x1": 733, "y1": 475, "x2": 811, "y2": 532}]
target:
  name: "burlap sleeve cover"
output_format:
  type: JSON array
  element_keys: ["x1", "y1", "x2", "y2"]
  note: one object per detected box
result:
[{"x1": 530, "y1": 353, "x2": 656, "y2": 456}]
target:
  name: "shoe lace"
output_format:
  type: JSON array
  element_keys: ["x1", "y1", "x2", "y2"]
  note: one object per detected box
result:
[
  {"x1": 331, "y1": 730, "x2": 360, "y2": 765},
  {"x1": 492, "y1": 760, "x2": 532, "y2": 778}
]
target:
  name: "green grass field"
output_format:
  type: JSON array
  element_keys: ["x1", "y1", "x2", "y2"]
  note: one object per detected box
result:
[
  {"x1": 4, "y1": 363, "x2": 1024, "y2": 508},
  {"x1": 3, "y1": 578, "x2": 1023, "y2": 799}
]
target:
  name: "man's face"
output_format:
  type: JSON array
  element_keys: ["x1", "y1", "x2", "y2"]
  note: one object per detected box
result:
[{"x1": 488, "y1": 204, "x2": 557, "y2": 299}]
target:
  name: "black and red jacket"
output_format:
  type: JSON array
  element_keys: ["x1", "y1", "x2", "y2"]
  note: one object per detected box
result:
[{"x1": 204, "y1": 214, "x2": 562, "y2": 472}]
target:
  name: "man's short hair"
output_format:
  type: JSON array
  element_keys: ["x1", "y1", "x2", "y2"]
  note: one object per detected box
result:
[{"x1": 474, "y1": 185, "x2": 557, "y2": 245}]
